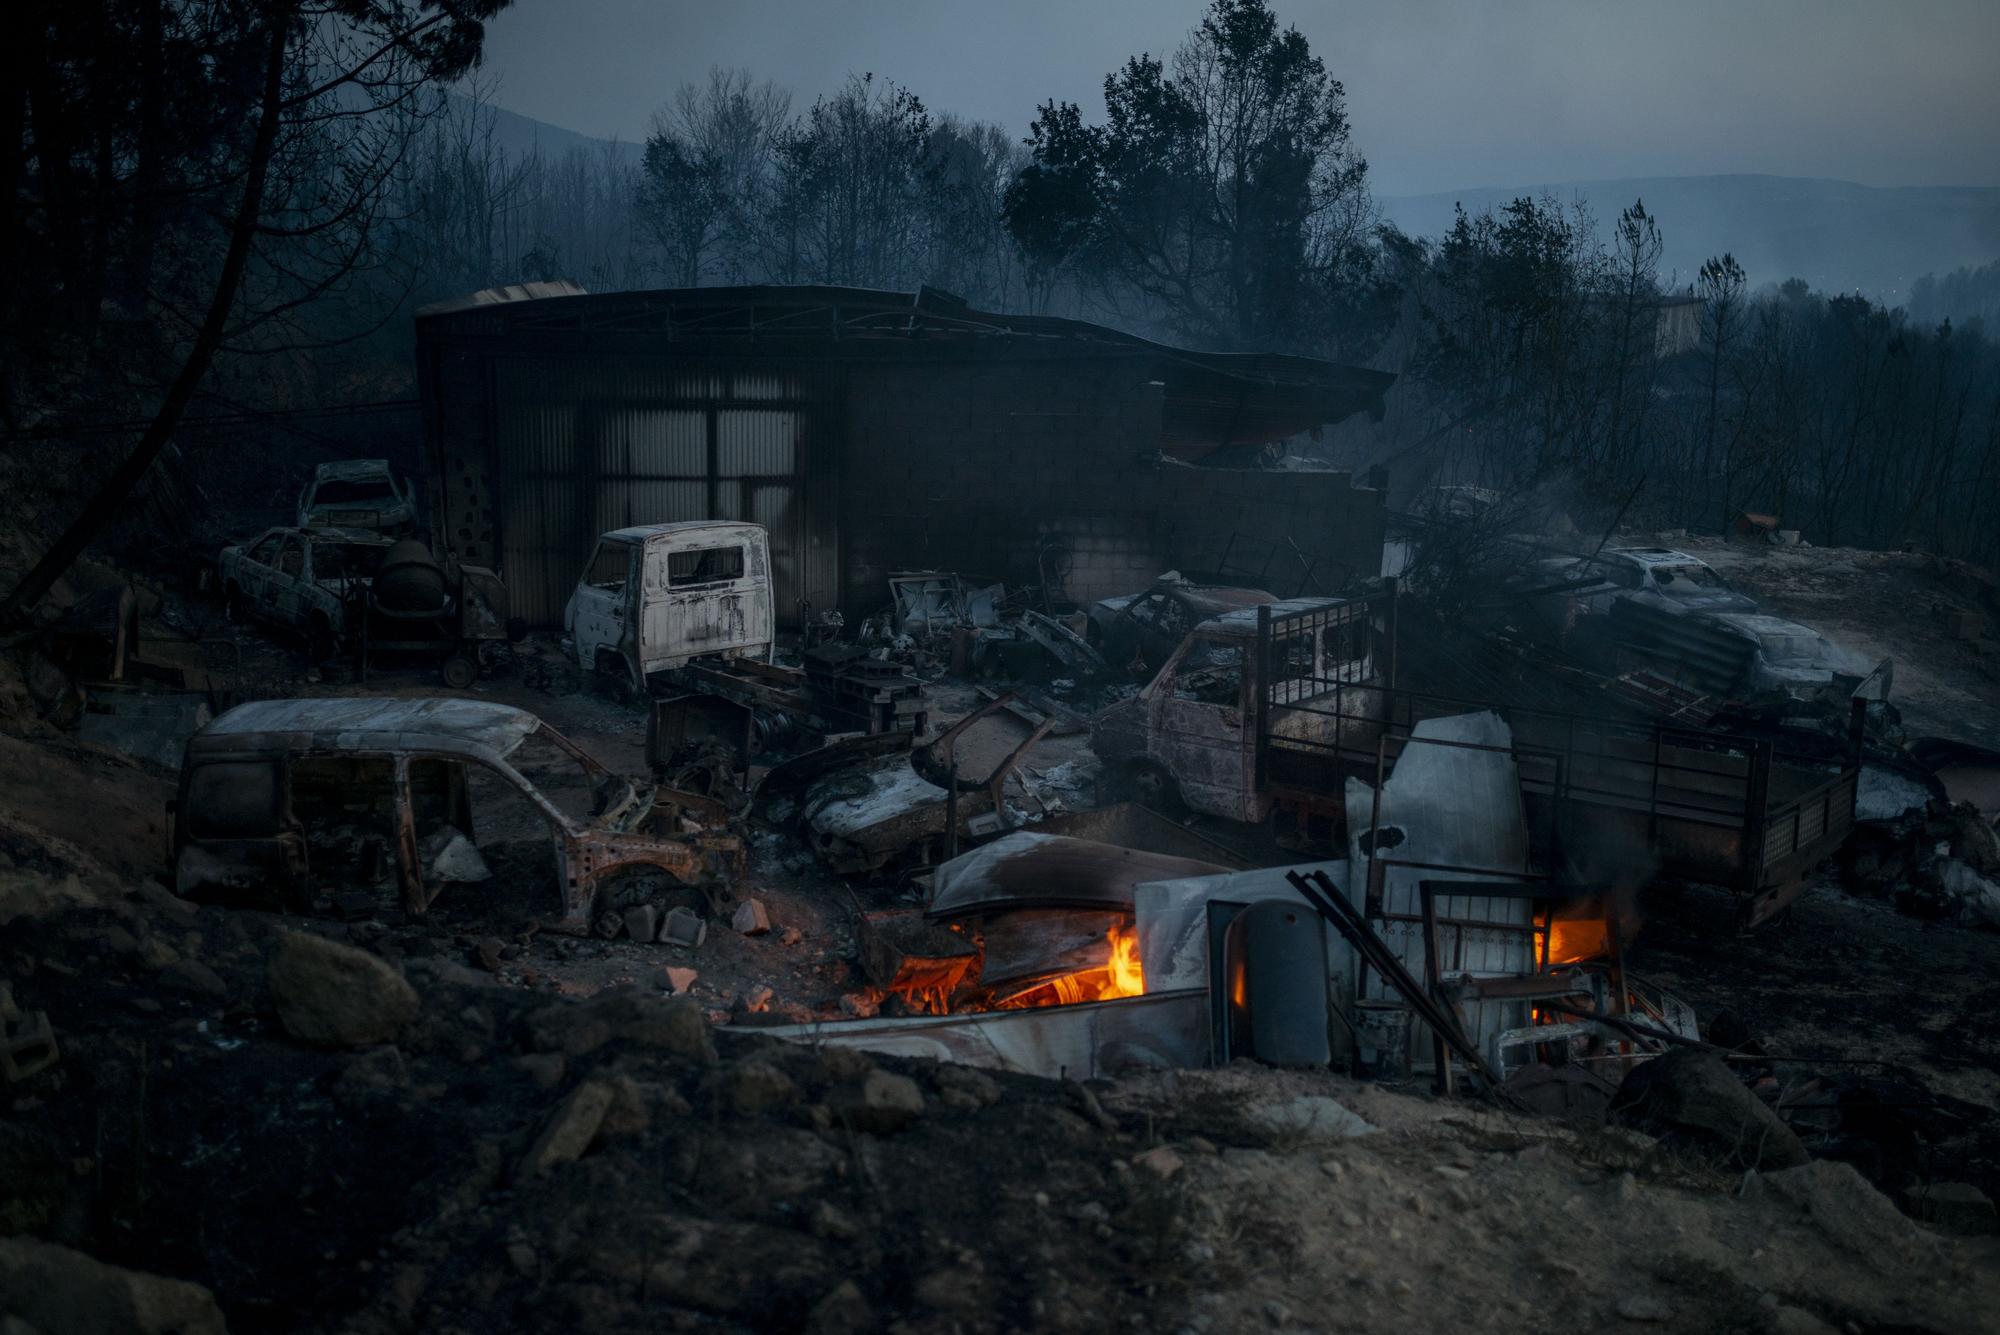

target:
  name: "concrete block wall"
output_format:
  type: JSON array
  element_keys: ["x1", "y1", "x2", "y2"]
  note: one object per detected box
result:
[{"x1": 840, "y1": 357, "x2": 1386, "y2": 612}]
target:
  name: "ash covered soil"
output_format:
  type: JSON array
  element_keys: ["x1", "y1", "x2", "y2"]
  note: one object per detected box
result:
[{"x1": 4, "y1": 863, "x2": 1998, "y2": 1335}]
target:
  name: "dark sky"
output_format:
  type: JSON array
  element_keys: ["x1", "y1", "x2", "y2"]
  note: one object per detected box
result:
[{"x1": 474, "y1": 0, "x2": 2000, "y2": 196}]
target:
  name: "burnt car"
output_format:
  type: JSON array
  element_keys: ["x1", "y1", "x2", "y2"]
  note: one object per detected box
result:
[
  {"x1": 296, "y1": 458, "x2": 419, "y2": 534},
  {"x1": 168, "y1": 696, "x2": 740, "y2": 933},
  {"x1": 1085, "y1": 573, "x2": 1277, "y2": 672},
  {"x1": 218, "y1": 526, "x2": 391, "y2": 660},
  {"x1": 1533, "y1": 547, "x2": 1758, "y2": 622},
  {"x1": 1705, "y1": 612, "x2": 1886, "y2": 701}
]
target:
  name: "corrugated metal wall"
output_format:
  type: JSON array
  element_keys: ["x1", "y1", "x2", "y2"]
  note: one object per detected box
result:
[{"x1": 489, "y1": 359, "x2": 836, "y2": 627}]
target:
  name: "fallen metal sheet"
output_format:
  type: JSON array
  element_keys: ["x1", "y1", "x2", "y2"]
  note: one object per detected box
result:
[
  {"x1": 927, "y1": 830, "x2": 1230, "y2": 920},
  {"x1": 1345, "y1": 711, "x2": 1535, "y2": 1072},
  {"x1": 760, "y1": 988, "x2": 1209, "y2": 1080}
]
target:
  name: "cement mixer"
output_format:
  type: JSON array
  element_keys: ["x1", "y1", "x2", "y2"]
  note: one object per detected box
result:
[{"x1": 355, "y1": 539, "x2": 511, "y2": 687}]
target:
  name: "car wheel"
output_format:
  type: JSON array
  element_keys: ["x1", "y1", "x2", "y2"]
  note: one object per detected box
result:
[
  {"x1": 440, "y1": 652, "x2": 479, "y2": 690},
  {"x1": 1118, "y1": 760, "x2": 1185, "y2": 815},
  {"x1": 593, "y1": 650, "x2": 637, "y2": 705}
]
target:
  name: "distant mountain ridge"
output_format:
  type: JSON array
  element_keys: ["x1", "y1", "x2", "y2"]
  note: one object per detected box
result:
[
  {"x1": 453, "y1": 94, "x2": 644, "y2": 168},
  {"x1": 1378, "y1": 174, "x2": 2000, "y2": 303},
  {"x1": 464, "y1": 100, "x2": 2000, "y2": 304}
]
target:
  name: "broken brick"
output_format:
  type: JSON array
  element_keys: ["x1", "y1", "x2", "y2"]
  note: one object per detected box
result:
[{"x1": 731, "y1": 899, "x2": 771, "y2": 935}]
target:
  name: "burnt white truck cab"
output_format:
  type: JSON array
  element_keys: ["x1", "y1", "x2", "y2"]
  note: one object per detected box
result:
[
  {"x1": 566, "y1": 521, "x2": 775, "y2": 690},
  {"x1": 1090, "y1": 597, "x2": 1379, "y2": 824}
]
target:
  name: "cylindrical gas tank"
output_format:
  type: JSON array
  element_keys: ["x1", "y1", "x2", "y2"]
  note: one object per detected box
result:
[{"x1": 374, "y1": 538, "x2": 448, "y2": 613}]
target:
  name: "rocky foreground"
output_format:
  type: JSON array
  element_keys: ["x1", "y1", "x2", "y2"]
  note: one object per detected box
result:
[{"x1": 2, "y1": 866, "x2": 1996, "y2": 1335}]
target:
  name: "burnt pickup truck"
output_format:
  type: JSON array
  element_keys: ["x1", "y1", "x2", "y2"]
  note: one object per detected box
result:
[
  {"x1": 1091, "y1": 596, "x2": 1380, "y2": 823},
  {"x1": 1093, "y1": 595, "x2": 1860, "y2": 923}
]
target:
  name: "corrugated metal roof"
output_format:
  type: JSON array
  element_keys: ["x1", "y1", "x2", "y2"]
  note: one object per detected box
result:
[
  {"x1": 414, "y1": 279, "x2": 588, "y2": 319},
  {"x1": 417, "y1": 283, "x2": 1394, "y2": 452}
]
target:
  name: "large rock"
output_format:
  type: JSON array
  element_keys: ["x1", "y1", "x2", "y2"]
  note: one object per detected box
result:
[
  {"x1": 0, "y1": 1236, "x2": 226, "y2": 1335},
  {"x1": 267, "y1": 931, "x2": 419, "y2": 1047},
  {"x1": 1610, "y1": 1049, "x2": 1808, "y2": 1170},
  {"x1": 824, "y1": 1070, "x2": 924, "y2": 1133},
  {"x1": 704, "y1": 1058, "x2": 800, "y2": 1116},
  {"x1": 519, "y1": 1079, "x2": 617, "y2": 1177},
  {"x1": 520, "y1": 990, "x2": 715, "y2": 1065}
]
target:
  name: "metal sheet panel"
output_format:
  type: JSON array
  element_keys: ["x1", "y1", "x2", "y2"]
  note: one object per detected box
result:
[
  {"x1": 1345, "y1": 711, "x2": 1536, "y2": 1069},
  {"x1": 759, "y1": 989, "x2": 1209, "y2": 1080}
]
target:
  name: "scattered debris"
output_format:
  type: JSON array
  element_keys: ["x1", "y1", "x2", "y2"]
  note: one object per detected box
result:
[
  {"x1": 661, "y1": 907, "x2": 707, "y2": 948},
  {"x1": 622, "y1": 904, "x2": 660, "y2": 943}
]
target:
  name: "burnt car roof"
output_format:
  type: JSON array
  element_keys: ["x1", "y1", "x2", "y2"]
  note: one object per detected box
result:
[
  {"x1": 234, "y1": 525, "x2": 393, "y2": 546},
  {"x1": 310, "y1": 458, "x2": 396, "y2": 482},
  {"x1": 191, "y1": 696, "x2": 541, "y2": 761},
  {"x1": 601, "y1": 520, "x2": 765, "y2": 545},
  {"x1": 1173, "y1": 585, "x2": 1277, "y2": 616}
]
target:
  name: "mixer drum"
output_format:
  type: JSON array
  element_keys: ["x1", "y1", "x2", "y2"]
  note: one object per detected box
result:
[{"x1": 374, "y1": 539, "x2": 448, "y2": 614}]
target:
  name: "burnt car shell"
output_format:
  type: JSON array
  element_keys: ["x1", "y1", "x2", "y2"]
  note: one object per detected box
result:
[
  {"x1": 296, "y1": 458, "x2": 418, "y2": 534},
  {"x1": 169, "y1": 696, "x2": 734, "y2": 933},
  {"x1": 217, "y1": 525, "x2": 390, "y2": 643},
  {"x1": 1087, "y1": 575, "x2": 1277, "y2": 672}
]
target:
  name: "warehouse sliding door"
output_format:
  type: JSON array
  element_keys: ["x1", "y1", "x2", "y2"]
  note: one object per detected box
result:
[{"x1": 492, "y1": 360, "x2": 837, "y2": 628}]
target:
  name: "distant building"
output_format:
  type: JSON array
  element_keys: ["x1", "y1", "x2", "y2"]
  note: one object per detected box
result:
[
  {"x1": 415, "y1": 284, "x2": 1395, "y2": 627},
  {"x1": 1651, "y1": 295, "x2": 1704, "y2": 357},
  {"x1": 1582, "y1": 293, "x2": 1705, "y2": 358}
]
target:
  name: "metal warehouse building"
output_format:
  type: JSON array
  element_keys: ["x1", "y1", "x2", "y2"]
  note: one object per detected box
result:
[{"x1": 415, "y1": 283, "x2": 1395, "y2": 628}]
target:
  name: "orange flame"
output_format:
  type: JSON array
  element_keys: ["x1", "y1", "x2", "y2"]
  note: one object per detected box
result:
[
  {"x1": 1103, "y1": 922, "x2": 1145, "y2": 999},
  {"x1": 1546, "y1": 914, "x2": 1609, "y2": 965}
]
